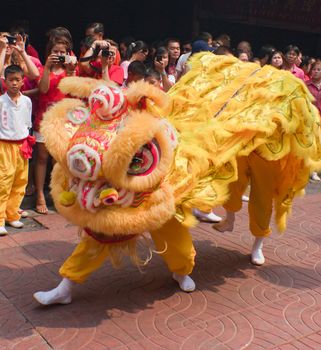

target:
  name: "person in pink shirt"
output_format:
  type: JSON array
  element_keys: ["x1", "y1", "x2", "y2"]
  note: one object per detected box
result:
[
  {"x1": 306, "y1": 60, "x2": 321, "y2": 115},
  {"x1": 283, "y1": 45, "x2": 305, "y2": 80},
  {"x1": 164, "y1": 38, "x2": 181, "y2": 81},
  {"x1": 306, "y1": 59, "x2": 321, "y2": 181},
  {"x1": 120, "y1": 40, "x2": 148, "y2": 80}
]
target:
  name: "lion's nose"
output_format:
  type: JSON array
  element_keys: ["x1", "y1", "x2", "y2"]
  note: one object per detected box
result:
[
  {"x1": 97, "y1": 188, "x2": 119, "y2": 206},
  {"x1": 67, "y1": 144, "x2": 101, "y2": 180},
  {"x1": 79, "y1": 180, "x2": 119, "y2": 212}
]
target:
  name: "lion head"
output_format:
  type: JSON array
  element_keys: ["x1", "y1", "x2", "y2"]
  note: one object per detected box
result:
[{"x1": 41, "y1": 78, "x2": 178, "y2": 239}]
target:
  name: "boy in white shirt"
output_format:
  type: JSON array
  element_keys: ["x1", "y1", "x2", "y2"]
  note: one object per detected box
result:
[{"x1": 0, "y1": 65, "x2": 33, "y2": 235}]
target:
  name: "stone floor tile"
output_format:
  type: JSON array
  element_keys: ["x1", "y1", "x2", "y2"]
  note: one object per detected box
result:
[{"x1": 0, "y1": 188, "x2": 320, "y2": 349}]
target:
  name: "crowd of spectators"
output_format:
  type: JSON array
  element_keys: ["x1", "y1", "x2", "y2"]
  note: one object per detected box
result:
[{"x1": 1, "y1": 21, "x2": 321, "y2": 219}]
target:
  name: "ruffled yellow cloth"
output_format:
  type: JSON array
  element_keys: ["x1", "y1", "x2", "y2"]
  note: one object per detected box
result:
[{"x1": 165, "y1": 53, "x2": 321, "y2": 229}]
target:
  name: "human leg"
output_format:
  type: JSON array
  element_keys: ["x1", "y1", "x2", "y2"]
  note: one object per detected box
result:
[
  {"x1": 251, "y1": 237, "x2": 265, "y2": 265},
  {"x1": 0, "y1": 142, "x2": 18, "y2": 229},
  {"x1": 25, "y1": 158, "x2": 35, "y2": 196},
  {"x1": 34, "y1": 142, "x2": 49, "y2": 214},
  {"x1": 33, "y1": 235, "x2": 112, "y2": 305},
  {"x1": 213, "y1": 157, "x2": 249, "y2": 232},
  {"x1": 212, "y1": 211, "x2": 235, "y2": 232},
  {"x1": 5, "y1": 148, "x2": 28, "y2": 225},
  {"x1": 311, "y1": 172, "x2": 321, "y2": 181},
  {"x1": 247, "y1": 152, "x2": 279, "y2": 265},
  {"x1": 33, "y1": 278, "x2": 73, "y2": 305},
  {"x1": 150, "y1": 217, "x2": 196, "y2": 292},
  {"x1": 193, "y1": 208, "x2": 222, "y2": 223}
]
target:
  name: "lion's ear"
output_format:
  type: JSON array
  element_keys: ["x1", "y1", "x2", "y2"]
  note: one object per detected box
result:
[
  {"x1": 58, "y1": 77, "x2": 107, "y2": 98},
  {"x1": 125, "y1": 80, "x2": 169, "y2": 115}
]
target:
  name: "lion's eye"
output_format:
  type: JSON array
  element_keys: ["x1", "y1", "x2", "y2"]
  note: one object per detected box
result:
[{"x1": 128, "y1": 142, "x2": 160, "y2": 176}]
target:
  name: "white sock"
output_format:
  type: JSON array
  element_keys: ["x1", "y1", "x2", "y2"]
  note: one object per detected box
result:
[
  {"x1": 33, "y1": 278, "x2": 73, "y2": 305},
  {"x1": 251, "y1": 237, "x2": 265, "y2": 265},
  {"x1": 173, "y1": 273, "x2": 195, "y2": 292},
  {"x1": 212, "y1": 211, "x2": 235, "y2": 232}
]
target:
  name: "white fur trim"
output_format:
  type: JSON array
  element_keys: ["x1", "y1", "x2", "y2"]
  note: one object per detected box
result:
[
  {"x1": 116, "y1": 189, "x2": 135, "y2": 207},
  {"x1": 67, "y1": 144, "x2": 101, "y2": 180},
  {"x1": 67, "y1": 107, "x2": 90, "y2": 125}
]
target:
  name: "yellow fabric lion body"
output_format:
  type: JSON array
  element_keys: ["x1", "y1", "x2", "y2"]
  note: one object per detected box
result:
[
  {"x1": 167, "y1": 53, "x2": 321, "y2": 231},
  {"x1": 41, "y1": 54, "x2": 321, "y2": 266}
]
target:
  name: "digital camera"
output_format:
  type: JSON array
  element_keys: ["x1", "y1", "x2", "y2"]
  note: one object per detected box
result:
[
  {"x1": 101, "y1": 49, "x2": 112, "y2": 58},
  {"x1": 58, "y1": 55, "x2": 77, "y2": 64},
  {"x1": 6, "y1": 35, "x2": 17, "y2": 45}
]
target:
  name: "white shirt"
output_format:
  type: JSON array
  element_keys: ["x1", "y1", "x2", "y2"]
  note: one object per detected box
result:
[
  {"x1": 176, "y1": 52, "x2": 191, "y2": 74},
  {"x1": 0, "y1": 92, "x2": 32, "y2": 140}
]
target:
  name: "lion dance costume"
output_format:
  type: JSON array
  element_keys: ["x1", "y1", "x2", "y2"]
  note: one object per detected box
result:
[{"x1": 34, "y1": 53, "x2": 321, "y2": 305}]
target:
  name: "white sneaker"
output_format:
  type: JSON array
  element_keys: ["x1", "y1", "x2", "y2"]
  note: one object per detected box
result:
[
  {"x1": 6, "y1": 220, "x2": 24, "y2": 228},
  {"x1": 0, "y1": 226, "x2": 8, "y2": 236},
  {"x1": 311, "y1": 172, "x2": 321, "y2": 181},
  {"x1": 18, "y1": 209, "x2": 29, "y2": 218},
  {"x1": 251, "y1": 237, "x2": 265, "y2": 265},
  {"x1": 33, "y1": 278, "x2": 73, "y2": 305},
  {"x1": 251, "y1": 249, "x2": 265, "y2": 266},
  {"x1": 242, "y1": 195, "x2": 249, "y2": 202},
  {"x1": 33, "y1": 290, "x2": 72, "y2": 305},
  {"x1": 173, "y1": 273, "x2": 196, "y2": 292},
  {"x1": 193, "y1": 209, "x2": 222, "y2": 222}
]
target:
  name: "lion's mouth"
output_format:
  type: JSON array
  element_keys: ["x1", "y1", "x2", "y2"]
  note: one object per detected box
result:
[
  {"x1": 84, "y1": 227, "x2": 137, "y2": 243},
  {"x1": 66, "y1": 178, "x2": 151, "y2": 212}
]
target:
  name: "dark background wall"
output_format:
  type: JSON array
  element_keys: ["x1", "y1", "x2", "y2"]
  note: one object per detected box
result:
[
  {"x1": 1, "y1": 0, "x2": 320, "y2": 61},
  {"x1": 0, "y1": 0, "x2": 195, "y2": 60}
]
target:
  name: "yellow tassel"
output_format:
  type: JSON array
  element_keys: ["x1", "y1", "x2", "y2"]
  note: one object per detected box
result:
[{"x1": 59, "y1": 191, "x2": 77, "y2": 206}]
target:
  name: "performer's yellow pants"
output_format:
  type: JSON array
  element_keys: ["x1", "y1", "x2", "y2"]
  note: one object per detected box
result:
[
  {"x1": 60, "y1": 217, "x2": 196, "y2": 283},
  {"x1": 224, "y1": 152, "x2": 281, "y2": 237},
  {"x1": 0, "y1": 141, "x2": 28, "y2": 226}
]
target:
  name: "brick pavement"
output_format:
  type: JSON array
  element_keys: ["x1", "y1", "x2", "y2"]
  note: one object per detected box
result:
[{"x1": 0, "y1": 182, "x2": 321, "y2": 349}]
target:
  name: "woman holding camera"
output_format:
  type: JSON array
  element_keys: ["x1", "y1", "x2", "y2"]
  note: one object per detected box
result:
[
  {"x1": 34, "y1": 36, "x2": 78, "y2": 215},
  {"x1": 0, "y1": 32, "x2": 39, "y2": 82},
  {"x1": 153, "y1": 46, "x2": 175, "y2": 92},
  {"x1": 79, "y1": 39, "x2": 123, "y2": 85},
  {"x1": 120, "y1": 40, "x2": 148, "y2": 80}
]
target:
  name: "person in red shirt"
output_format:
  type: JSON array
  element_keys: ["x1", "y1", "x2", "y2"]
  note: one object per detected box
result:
[
  {"x1": 300, "y1": 56, "x2": 316, "y2": 82},
  {"x1": 101, "y1": 43, "x2": 124, "y2": 85},
  {"x1": 79, "y1": 38, "x2": 122, "y2": 84},
  {"x1": 9, "y1": 22, "x2": 41, "y2": 61},
  {"x1": 34, "y1": 36, "x2": 78, "y2": 214}
]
